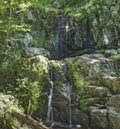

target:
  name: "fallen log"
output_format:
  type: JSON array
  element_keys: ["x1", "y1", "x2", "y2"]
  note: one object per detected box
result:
[{"x1": 11, "y1": 109, "x2": 49, "y2": 129}]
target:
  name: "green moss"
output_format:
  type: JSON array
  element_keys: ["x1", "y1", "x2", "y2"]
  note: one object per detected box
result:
[
  {"x1": 75, "y1": 108, "x2": 81, "y2": 113},
  {"x1": 65, "y1": 58, "x2": 86, "y2": 90},
  {"x1": 51, "y1": 61, "x2": 63, "y2": 81},
  {"x1": 0, "y1": 56, "x2": 49, "y2": 115},
  {"x1": 54, "y1": 81, "x2": 62, "y2": 93},
  {"x1": 52, "y1": 61, "x2": 61, "y2": 72},
  {"x1": 14, "y1": 57, "x2": 49, "y2": 115},
  {"x1": 0, "y1": 112, "x2": 20, "y2": 129},
  {"x1": 80, "y1": 99, "x2": 93, "y2": 109},
  {"x1": 110, "y1": 55, "x2": 120, "y2": 61}
]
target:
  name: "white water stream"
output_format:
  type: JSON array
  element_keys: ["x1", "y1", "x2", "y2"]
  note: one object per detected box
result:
[
  {"x1": 46, "y1": 63, "x2": 54, "y2": 121},
  {"x1": 61, "y1": 62, "x2": 72, "y2": 127},
  {"x1": 62, "y1": 83, "x2": 72, "y2": 127},
  {"x1": 46, "y1": 81, "x2": 54, "y2": 121}
]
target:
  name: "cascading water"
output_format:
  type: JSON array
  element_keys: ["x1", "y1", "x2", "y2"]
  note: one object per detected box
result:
[
  {"x1": 46, "y1": 62, "x2": 54, "y2": 121},
  {"x1": 62, "y1": 83, "x2": 72, "y2": 127},
  {"x1": 46, "y1": 10, "x2": 74, "y2": 123},
  {"x1": 68, "y1": 83, "x2": 72, "y2": 128},
  {"x1": 65, "y1": 18, "x2": 69, "y2": 58},
  {"x1": 50, "y1": 13, "x2": 69, "y2": 60},
  {"x1": 47, "y1": 81, "x2": 54, "y2": 121},
  {"x1": 61, "y1": 62, "x2": 72, "y2": 127}
]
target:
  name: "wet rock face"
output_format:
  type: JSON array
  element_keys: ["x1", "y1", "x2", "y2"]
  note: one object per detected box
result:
[
  {"x1": 51, "y1": 0, "x2": 120, "y2": 58},
  {"x1": 51, "y1": 61, "x2": 73, "y2": 124},
  {"x1": 50, "y1": 13, "x2": 69, "y2": 60},
  {"x1": 67, "y1": 20, "x2": 96, "y2": 53}
]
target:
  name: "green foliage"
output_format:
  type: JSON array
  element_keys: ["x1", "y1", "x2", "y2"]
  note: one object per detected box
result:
[
  {"x1": 0, "y1": 0, "x2": 31, "y2": 43},
  {"x1": 33, "y1": 37, "x2": 53, "y2": 50},
  {"x1": 33, "y1": 37, "x2": 45, "y2": 48},
  {"x1": 80, "y1": 99, "x2": 93, "y2": 109},
  {"x1": 0, "y1": 95, "x2": 21, "y2": 129},
  {"x1": 15, "y1": 78, "x2": 40, "y2": 115},
  {"x1": 0, "y1": 0, "x2": 120, "y2": 51},
  {"x1": 30, "y1": 0, "x2": 52, "y2": 9},
  {"x1": 13, "y1": 57, "x2": 48, "y2": 115},
  {"x1": 52, "y1": 61, "x2": 61, "y2": 73},
  {"x1": 0, "y1": 112, "x2": 20, "y2": 129},
  {"x1": 51, "y1": 61, "x2": 64, "y2": 81},
  {"x1": 0, "y1": 0, "x2": 52, "y2": 114},
  {"x1": 0, "y1": 56, "x2": 49, "y2": 115},
  {"x1": 110, "y1": 55, "x2": 120, "y2": 61},
  {"x1": 65, "y1": 58, "x2": 86, "y2": 90}
]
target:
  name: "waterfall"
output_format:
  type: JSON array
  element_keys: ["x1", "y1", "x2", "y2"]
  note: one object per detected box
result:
[
  {"x1": 50, "y1": 13, "x2": 69, "y2": 60},
  {"x1": 68, "y1": 84, "x2": 72, "y2": 127},
  {"x1": 61, "y1": 83, "x2": 72, "y2": 127},
  {"x1": 46, "y1": 63, "x2": 54, "y2": 121},
  {"x1": 61, "y1": 62, "x2": 72, "y2": 127},
  {"x1": 65, "y1": 20, "x2": 69, "y2": 58}
]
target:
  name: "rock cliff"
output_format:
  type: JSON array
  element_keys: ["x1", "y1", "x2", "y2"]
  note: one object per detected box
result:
[{"x1": 39, "y1": 49, "x2": 120, "y2": 129}]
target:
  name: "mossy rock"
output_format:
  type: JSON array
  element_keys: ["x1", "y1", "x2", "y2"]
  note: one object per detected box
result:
[
  {"x1": 80, "y1": 97, "x2": 101, "y2": 109},
  {"x1": 51, "y1": 60, "x2": 67, "y2": 82},
  {"x1": 83, "y1": 85, "x2": 109, "y2": 97},
  {"x1": 110, "y1": 54, "x2": 120, "y2": 61},
  {"x1": 64, "y1": 57, "x2": 87, "y2": 90},
  {"x1": 99, "y1": 74, "x2": 120, "y2": 94}
]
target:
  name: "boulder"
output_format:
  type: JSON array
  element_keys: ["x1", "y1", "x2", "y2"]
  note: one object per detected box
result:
[
  {"x1": 72, "y1": 110, "x2": 89, "y2": 129},
  {"x1": 80, "y1": 97, "x2": 101, "y2": 108},
  {"x1": 104, "y1": 49, "x2": 118, "y2": 57},
  {"x1": 83, "y1": 86, "x2": 109, "y2": 97},
  {"x1": 105, "y1": 95, "x2": 120, "y2": 129},
  {"x1": 79, "y1": 54, "x2": 101, "y2": 78},
  {"x1": 106, "y1": 95, "x2": 120, "y2": 113},
  {"x1": 29, "y1": 55, "x2": 49, "y2": 66},
  {"x1": 23, "y1": 33, "x2": 33, "y2": 48},
  {"x1": 108, "y1": 110, "x2": 120, "y2": 129},
  {"x1": 25, "y1": 47, "x2": 50, "y2": 57},
  {"x1": 101, "y1": 75, "x2": 120, "y2": 94},
  {"x1": 0, "y1": 94, "x2": 14, "y2": 114},
  {"x1": 79, "y1": 54, "x2": 115, "y2": 79},
  {"x1": 90, "y1": 109, "x2": 108, "y2": 129},
  {"x1": 27, "y1": 10, "x2": 36, "y2": 22}
]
